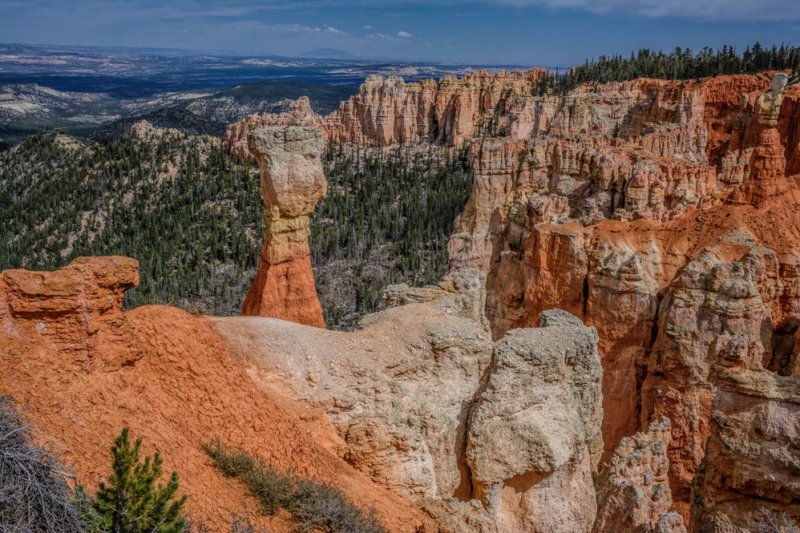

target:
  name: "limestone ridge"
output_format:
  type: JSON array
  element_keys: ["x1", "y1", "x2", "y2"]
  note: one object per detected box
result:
[{"x1": 241, "y1": 125, "x2": 327, "y2": 327}]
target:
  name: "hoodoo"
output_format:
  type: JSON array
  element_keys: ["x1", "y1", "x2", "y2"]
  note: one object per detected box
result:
[{"x1": 241, "y1": 125, "x2": 328, "y2": 327}]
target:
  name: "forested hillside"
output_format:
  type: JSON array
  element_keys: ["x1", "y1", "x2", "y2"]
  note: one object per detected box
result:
[
  {"x1": 535, "y1": 42, "x2": 800, "y2": 95},
  {"x1": 313, "y1": 144, "x2": 472, "y2": 327},
  {"x1": 0, "y1": 126, "x2": 472, "y2": 327},
  {"x1": 0, "y1": 128, "x2": 263, "y2": 314}
]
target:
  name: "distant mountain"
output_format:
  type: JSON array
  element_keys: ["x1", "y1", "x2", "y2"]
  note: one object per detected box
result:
[
  {"x1": 0, "y1": 43, "x2": 493, "y2": 144},
  {"x1": 0, "y1": 79, "x2": 357, "y2": 144},
  {"x1": 299, "y1": 48, "x2": 356, "y2": 60},
  {"x1": 91, "y1": 79, "x2": 357, "y2": 139}
]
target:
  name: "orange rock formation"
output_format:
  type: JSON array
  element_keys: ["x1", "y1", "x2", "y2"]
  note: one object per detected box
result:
[
  {"x1": 223, "y1": 69, "x2": 549, "y2": 160},
  {"x1": 0, "y1": 257, "x2": 429, "y2": 531},
  {"x1": 240, "y1": 125, "x2": 327, "y2": 327},
  {"x1": 443, "y1": 72, "x2": 800, "y2": 527}
]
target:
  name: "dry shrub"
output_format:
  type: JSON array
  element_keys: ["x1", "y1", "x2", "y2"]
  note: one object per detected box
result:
[
  {"x1": 0, "y1": 396, "x2": 83, "y2": 532},
  {"x1": 203, "y1": 441, "x2": 385, "y2": 533}
]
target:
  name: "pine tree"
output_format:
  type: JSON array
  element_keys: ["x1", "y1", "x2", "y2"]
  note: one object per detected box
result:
[{"x1": 94, "y1": 427, "x2": 187, "y2": 533}]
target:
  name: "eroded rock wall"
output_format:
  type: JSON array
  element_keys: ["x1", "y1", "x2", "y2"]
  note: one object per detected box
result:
[
  {"x1": 443, "y1": 73, "x2": 800, "y2": 528},
  {"x1": 593, "y1": 417, "x2": 686, "y2": 533},
  {"x1": 212, "y1": 278, "x2": 606, "y2": 532},
  {"x1": 224, "y1": 69, "x2": 551, "y2": 160}
]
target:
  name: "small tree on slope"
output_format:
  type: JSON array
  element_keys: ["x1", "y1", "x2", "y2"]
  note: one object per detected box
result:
[{"x1": 94, "y1": 427, "x2": 187, "y2": 533}]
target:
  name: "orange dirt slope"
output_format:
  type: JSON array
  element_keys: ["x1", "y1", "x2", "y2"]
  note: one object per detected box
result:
[{"x1": 0, "y1": 256, "x2": 429, "y2": 532}]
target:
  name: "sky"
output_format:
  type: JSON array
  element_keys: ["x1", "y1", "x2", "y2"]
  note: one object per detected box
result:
[{"x1": 1, "y1": 0, "x2": 799, "y2": 65}]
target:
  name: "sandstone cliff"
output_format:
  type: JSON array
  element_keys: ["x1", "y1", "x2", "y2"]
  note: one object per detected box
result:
[
  {"x1": 6, "y1": 69, "x2": 800, "y2": 532},
  {"x1": 442, "y1": 73, "x2": 800, "y2": 528},
  {"x1": 224, "y1": 69, "x2": 550, "y2": 160}
]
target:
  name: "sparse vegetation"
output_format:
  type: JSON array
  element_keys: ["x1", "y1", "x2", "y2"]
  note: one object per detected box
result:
[
  {"x1": 203, "y1": 441, "x2": 385, "y2": 533},
  {"x1": 312, "y1": 142, "x2": 472, "y2": 327},
  {"x1": 0, "y1": 396, "x2": 84, "y2": 533},
  {"x1": 756, "y1": 507, "x2": 800, "y2": 533}
]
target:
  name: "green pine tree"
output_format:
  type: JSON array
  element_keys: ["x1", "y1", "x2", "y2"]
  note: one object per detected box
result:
[{"x1": 94, "y1": 427, "x2": 187, "y2": 533}]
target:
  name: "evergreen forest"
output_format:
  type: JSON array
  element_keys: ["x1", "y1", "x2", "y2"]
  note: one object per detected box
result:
[
  {"x1": 0, "y1": 129, "x2": 472, "y2": 328},
  {"x1": 535, "y1": 42, "x2": 800, "y2": 95}
]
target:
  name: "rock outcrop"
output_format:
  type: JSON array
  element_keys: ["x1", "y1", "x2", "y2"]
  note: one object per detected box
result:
[
  {"x1": 224, "y1": 69, "x2": 550, "y2": 160},
  {"x1": 240, "y1": 125, "x2": 327, "y2": 327},
  {"x1": 223, "y1": 96, "x2": 323, "y2": 161},
  {"x1": 464, "y1": 309, "x2": 602, "y2": 532},
  {"x1": 0, "y1": 257, "x2": 433, "y2": 532},
  {"x1": 441, "y1": 72, "x2": 800, "y2": 527},
  {"x1": 212, "y1": 277, "x2": 605, "y2": 532},
  {"x1": 594, "y1": 417, "x2": 686, "y2": 533},
  {"x1": 0, "y1": 256, "x2": 142, "y2": 371}
]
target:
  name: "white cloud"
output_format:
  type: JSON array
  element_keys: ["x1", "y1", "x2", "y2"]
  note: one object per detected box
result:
[
  {"x1": 488, "y1": 0, "x2": 800, "y2": 21},
  {"x1": 259, "y1": 23, "x2": 348, "y2": 36},
  {"x1": 397, "y1": 30, "x2": 413, "y2": 38}
]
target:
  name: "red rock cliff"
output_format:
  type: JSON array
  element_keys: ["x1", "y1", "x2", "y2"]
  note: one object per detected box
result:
[{"x1": 444, "y1": 72, "x2": 800, "y2": 528}]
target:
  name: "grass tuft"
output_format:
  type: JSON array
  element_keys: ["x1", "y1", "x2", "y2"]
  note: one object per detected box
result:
[{"x1": 203, "y1": 441, "x2": 386, "y2": 533}]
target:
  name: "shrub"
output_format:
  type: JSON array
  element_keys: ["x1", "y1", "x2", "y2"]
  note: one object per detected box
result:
[
  {"x1": 203, "y1": 441, "x2": 385, "y2": 533},
  {"x1": 0, "y1": 396, "x2": 84, "y2": 532},
  {"x1": 756, "y1": 507, "x2": 800, "y2": 533},
  {"x1": 92, "y1": 427, "x2": 187, "y2": 533}
]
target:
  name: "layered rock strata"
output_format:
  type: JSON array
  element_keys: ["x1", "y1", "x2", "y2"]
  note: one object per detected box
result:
[
  {"x1": 444, "y1": 73, "x2": 800, "y2": 527},
  {"x1": 240, "y1": 125, "x2": 327, "y2": 327},
  {"x1": 224, "y1": 69, "x2": 550, "y2": 160}
]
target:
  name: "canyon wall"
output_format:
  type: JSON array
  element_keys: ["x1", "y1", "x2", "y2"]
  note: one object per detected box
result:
[
  {"x1": 227, "y1": 72, "x2": 800, "y2": 529},
  {"x1": 444, "y1": 73, "x2": 800, "y2": 528}
]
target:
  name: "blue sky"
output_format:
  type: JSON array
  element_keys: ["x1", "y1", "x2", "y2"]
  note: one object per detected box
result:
[{"x1": 1, "y1": 0, "x2": 799, "y2": 65}]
